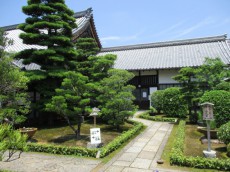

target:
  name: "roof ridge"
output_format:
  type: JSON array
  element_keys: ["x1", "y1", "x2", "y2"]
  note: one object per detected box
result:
[
  {"x1": 101, "y1": 34, "x2": 228, "y2": 52},
  {"x1": 1, "y1": 8, "x2": 92, "y2": 31}
]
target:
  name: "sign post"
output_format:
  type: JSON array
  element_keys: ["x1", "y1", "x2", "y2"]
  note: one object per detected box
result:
[{"x1": 201, "y1": 102, "x2": 216, "y2": 158}]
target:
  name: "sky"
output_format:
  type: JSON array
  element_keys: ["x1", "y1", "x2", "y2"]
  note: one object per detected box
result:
[{"x1": 0, "y1": 0, "x2": 230, "y2": 48}]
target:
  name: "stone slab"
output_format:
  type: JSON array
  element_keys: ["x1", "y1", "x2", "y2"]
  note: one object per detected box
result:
[
  {"x1": 130, "y1": 158, "x2": 152, "y2": 169},
  {"x1": 113, "y1": 160, "x2": 132, "y2": 167},
  {"x1": 138, "y1": 150, "x2": 156, "y2": 159},
  {"x1": 117, "y1": 152, "x2": 138, "y2": 162}
]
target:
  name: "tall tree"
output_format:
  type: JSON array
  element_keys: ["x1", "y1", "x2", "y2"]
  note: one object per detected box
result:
[
  {"x1": 45, "y1": 71, "x2": 91, "y2": 139},
  {"x1": 16, "y1": 0, "x2": 78, "y2": 111},
  {"x1": 97, "y1": 69, "x2": 136, "y2": 130}
]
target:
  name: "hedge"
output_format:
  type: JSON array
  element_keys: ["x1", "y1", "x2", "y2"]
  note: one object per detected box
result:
[
  {"x1": 27, "y1": 119, "x2": 143, "y2": 158},
  {"x1": 170, "y1": 120, "x2": 230, "y2": 171},
  {"x1": 99, "y1": 119, "x2": 143, "y2": 157},
  {"x1": 139, "y1": 113, "x2": 177, "y2": 123}
]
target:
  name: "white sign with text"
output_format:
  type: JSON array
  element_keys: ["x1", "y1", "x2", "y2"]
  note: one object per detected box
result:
[{"x1": 90, "y1": 128, "x2": 101, "y2": 144}]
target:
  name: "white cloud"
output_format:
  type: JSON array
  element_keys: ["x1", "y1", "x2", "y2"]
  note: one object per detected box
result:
[
  {"x1": 101, "y1": 31, "x2": 144, "y2": 46},
  {"x1": 152, "y1": 21, "x2": 184, "y2": 38},
  {"x1": 175, "y1": 18, "x2": 216, "y2": 38},
  {"x1": 100, "y1": 36, "x2": 121, "y2": 41}
]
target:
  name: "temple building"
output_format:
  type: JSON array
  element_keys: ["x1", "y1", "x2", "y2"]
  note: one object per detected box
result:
[{"x1": 2, "y1": 8, "x2": 230, "y2": 109}]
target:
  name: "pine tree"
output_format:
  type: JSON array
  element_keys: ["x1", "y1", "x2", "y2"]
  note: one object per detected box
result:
[
  {"x1": 75, "y1": 38, "x2": 116, "y2": 106},
  {"x1": 16, "y1": 0, "x2": 78, "y2": 112},
  {"x1": 45, "y1": 71, "x2": 91, "y2": 139},
  {"x1": 97, "y1": 69, "x2": 136, "y2": 130}
]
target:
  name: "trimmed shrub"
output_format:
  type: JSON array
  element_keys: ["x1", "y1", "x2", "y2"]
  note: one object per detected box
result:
[
  {"x1": 217, "y1": 121, "x2": 230, "y2": 144},
  {"x1": 27, "y1": 143, "x2": 97, "y2": 157},
  {"x1": 200, "y1": 90, "x2": 230, "y2": 127},
  {"x1": 151, "y1": 90, "x2": 165, "y2": 113},
  {"x1": 162, "y1": 87, "x2": 188, "y2": 118},
  {"x1": 170, "y1": 120, "x2": 230, "y2": 171},
  {"x1": 139, "y1": 113, "x2": 177, "y2": 123}
]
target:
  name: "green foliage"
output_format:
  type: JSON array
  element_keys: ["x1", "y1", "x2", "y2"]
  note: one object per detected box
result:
[
  {"x1": 200, "y1": 90, "x2": 230, "y2": 127},
  {"x1": 173, "y1": 67, "x2": 200, "y2": 122},
  {"x1": 97, "y1": 69, "x2": 137, "y2": 129},
  {"x1": 170, "y1": 120, "x2": 230, "y2": 171},
  {"x1": 74, "y1": 38, "x2": 116, "y2": 107},
  {"x1": 139, "y1": 113, "x2": 177, "y2": 122},
  {"x1": 0, "y1": 31, "x2": 30, "y2": 125},
  {"x1": 162, "y1": 87, "x2": 188, "y2": 118},
  {"x1": 17, "y1": 0, "x2": 78, "y2": 112},
  {"x1": 149, "y1": 106, "x2": 157, "y2": 113},
  {"x1": 215, "y1": 81, "x2": 230, "y2": 91},
  {"x1": 0, "y1": 124, "x2": 28, "y2": 161},
  {"x1": 217, "y1": 121, "x2": 230, "y2": 144},
  {"x1": 46, "y1": 71, "x2": 90, "y2": 138},
  {"x1": 196, "y1": 58, "x2": 230, "y2": 90},
  {"x1": 27, "y1": 143, "x2": 97, "y2": 157},
  {"x1": 100, "y1": 120, "x2": 143, "y2": 158},
  {"x1": 150, "y1": 90, "x2": 164, "y2": 113}
]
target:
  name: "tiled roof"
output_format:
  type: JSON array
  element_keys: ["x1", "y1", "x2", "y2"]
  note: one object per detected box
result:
[
  {"x1": 2, "y1": 8, "x2": 96, "y2": 53},
  {"x1": 12, "y1": 59, "x2": 41, "y2": 70},
  {"x1": 1, "y1": 8, "x2": 102, "y2": 70},
  {"x1": 98, "y1": 35, "x2": 230, "y2": 70}
]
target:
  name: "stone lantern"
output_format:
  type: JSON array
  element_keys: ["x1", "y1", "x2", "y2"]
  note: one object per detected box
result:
[
  {"x1": 89, "y1": 107, "x2": 100, "y2": 127},
  {"x1": 201, "y1": 102, "x2": 216, "y2": 158}
]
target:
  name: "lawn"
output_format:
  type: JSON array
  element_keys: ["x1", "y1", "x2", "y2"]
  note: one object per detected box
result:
[
  {"x1": 184, "y1": 124, "x2": 228, "y2": 159},
  {"x1": 159, "y1": 122, "x2": 228, "y2": 172},
  {"x1": 31, "y1": 119, "x2": 133, "y2": 147}
]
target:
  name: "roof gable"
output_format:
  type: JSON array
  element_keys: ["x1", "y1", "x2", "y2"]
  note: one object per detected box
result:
[{"x1": 1, "y1": 8, "x2": 101, "y2": 53}]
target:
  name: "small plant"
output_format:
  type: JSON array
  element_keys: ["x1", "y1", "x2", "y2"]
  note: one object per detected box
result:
[
  {"x1": 149, "y1": 106, "x2": 157, "y2": 115},
  {"x1": 0, "y1": 124, "x2": 28, "y2": 161},
  {"x1": 217, "y1": 121, "x2": 230, "y2": 145}
]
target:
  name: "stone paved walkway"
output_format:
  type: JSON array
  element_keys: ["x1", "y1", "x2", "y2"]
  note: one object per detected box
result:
[
  {"x1": 97, "y1": 111, "x2": 178, "y2": 172},
  {"x1": 0, "y1": 152, "x2": 101, "y2": 172},
  {"x1": 0, "y1": 111, "x2": 186, "y2": 172}
]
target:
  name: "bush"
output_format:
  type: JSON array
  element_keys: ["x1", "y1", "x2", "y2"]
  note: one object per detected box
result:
[
  {"x1": 27, "y1": 143, "x2": 97, "y2": 157},
  {"x1": 170, "y1": 120, "x2": 230, "y2": 171},
  {"x1": 151, "y1": 90, "x2": 165, "y2": 113},
  {"x1": 0, "y1": 124, "x2": 28, "y2": 161},
  {"x1": 162, "y1": 87, "x2": 188, "y2": 118},
  {"x1": 200, "y1": 90, "x2": 230, "y2": 127},
  {"x1": 215, "y1": 81, "x2": 230, "y2": 91},
  {"x1": 217, "y1": 121, "x2": 230, "y2": 144}
]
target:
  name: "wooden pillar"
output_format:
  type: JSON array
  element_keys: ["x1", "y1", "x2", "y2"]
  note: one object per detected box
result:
[{"x1": 156, "y1": 70, "x2": 159, "y2": 90}]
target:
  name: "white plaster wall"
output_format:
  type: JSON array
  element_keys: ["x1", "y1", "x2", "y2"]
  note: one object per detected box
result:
[{"x1": 159, "y1": 69, "x2": 179, "y2": 84}]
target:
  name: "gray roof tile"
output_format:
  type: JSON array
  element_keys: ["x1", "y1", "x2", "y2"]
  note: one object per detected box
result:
[{"x1": 98, "y1": 35, "x2": 230, "y2": 70}]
